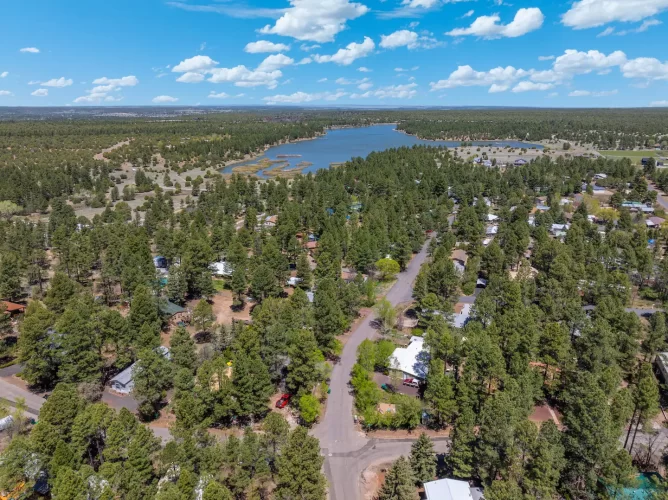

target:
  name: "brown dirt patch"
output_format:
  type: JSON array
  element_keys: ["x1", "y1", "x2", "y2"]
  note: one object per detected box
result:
[{"x1": 211, "y1": 290, "x2": 253, "y2": 325}]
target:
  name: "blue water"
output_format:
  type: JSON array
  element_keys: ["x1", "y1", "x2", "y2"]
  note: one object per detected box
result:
[{"x1": 222, "y1": 124, "x2": 542, "y2": 177}]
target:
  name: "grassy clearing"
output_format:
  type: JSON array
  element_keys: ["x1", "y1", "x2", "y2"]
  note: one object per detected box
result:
[{"x1": 598, "y1": 150, "x2": 658, "y2": 162}]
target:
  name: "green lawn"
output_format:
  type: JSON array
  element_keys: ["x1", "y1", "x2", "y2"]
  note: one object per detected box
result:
[{"x1": 598, "y1": 150, "x2": 659, "y2": 162}]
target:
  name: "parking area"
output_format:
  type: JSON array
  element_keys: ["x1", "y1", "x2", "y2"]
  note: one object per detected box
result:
[{"x1": 373, "y1": 373, "x2": 420, "y2": 397}]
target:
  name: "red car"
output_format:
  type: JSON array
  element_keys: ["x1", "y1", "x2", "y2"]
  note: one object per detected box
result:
[{"x1": 276, "y1": 394, "x2": 291, "y2": 409}]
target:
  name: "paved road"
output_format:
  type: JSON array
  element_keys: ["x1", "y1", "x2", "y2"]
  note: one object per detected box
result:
[
  {"x1": 325, "y1": 438, "x2": 450, "y2": 500},
  {"x1": 0, "y1": 378, "x2": 45, "y2": 417},
  {"x1": 312, "y1": 237, "x2": 434, "y2": 500},
  {"x1": 583, "y1": 304, "x2": 663, "y2": 317},
  {"x1": 648, "y1": 183, "x2": 668, "y2": 211}
]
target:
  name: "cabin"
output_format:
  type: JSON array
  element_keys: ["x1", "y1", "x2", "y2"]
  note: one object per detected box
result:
[
  {"x1": 2, "y1": 301, "x2": 26, "y2": 317},
  {"x1": 514, "y1": 158, "x2": 528, "y2": 166},
  {"x1": 485, "y1": 225, "x2": 498, "y2": 236},
  {"x1": 389, "y1": 336, "x2": 430, "y2": 381}
]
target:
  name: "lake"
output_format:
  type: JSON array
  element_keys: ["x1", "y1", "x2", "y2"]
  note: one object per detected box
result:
[{"x1": 221, "y1": 124, "x2": 542, "y2": 177}]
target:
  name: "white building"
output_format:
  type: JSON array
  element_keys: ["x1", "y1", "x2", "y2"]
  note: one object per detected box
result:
[
  {"x1": 424, "y1": 478, "x2": 484, "y2": 500},
  {"x1": 212, "y1": 261, "x2": 234, "y2": 277},
  {"x1": 389, "y1": 336, "x2": 429, "y2": 381}
]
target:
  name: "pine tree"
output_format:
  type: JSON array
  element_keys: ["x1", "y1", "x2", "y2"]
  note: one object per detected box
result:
[
  {"x1": 296, "y1": 253, "x2": 312, "y2": 289},
  {"x1": 448, "y1": 406, "x2": 476, "y2": 479},
  {"x1": 262, "y1": 412, "x2": 289, "y2": 469},
  {"x1": 18, "y1": 301, "x2": 56, "y2": 387},
  {"x1": 233, "y1": 330, "x2": 274, "y2": 418},
  {"x1": 203, "y1": 481, "x2": 233, "y2": 500},
  {"x1": 170, "y1": 326, "x2": 197, "y2": 373},
  {"x1": 167, "y1": 265, "x2": 188, "y2": 306},
  {"x1": 104, "y1": 408, "x2": 138, "y2": 463},
  {"x1": 409, "y1": 433, "x2": 437, "y2": 485},
  {"x1": 49, "y1": 440, "x2": 75, "y2": 474},
  {"x1": 129, "y1": 284, "x2": 160, "y2": 334},
  {"x1": 275, "y1": 427, "x2": 326, "y2": 500},
  {"x1": 43, "y1": 271, "x2": 79, "y2": 314},
  {"x1": 133, "y1": 348, "x2": 173, "y2": 420},
  {"x1": 52, "y1": 467, "x2": 87, "y2": 500},
  {"x1": 192, "y1": 299, "x2": 215, "y2": 333},
  {"x1": 0, "y1": 252, "x2": 23, "y2": 301},
  {"x1": 286, "y1": 329, "x2": 324, "y2": 395},
  {"x1": 55, "y1": 298, "x2": 103, "y2": 384},
  {"x1": 230, "y1": 266, "x2": 247, "y2": 308},
  {"x1": 313, "y1": 278, "x2": 345, "y2": 350},
  {"x1": 377, "y1": 456, "x2": 417, "y2": 500}
]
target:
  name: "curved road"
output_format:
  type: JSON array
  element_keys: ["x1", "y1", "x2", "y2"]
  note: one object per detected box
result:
[{"x1": 313, "y1": 237, "x2": 439, "y2": 500}]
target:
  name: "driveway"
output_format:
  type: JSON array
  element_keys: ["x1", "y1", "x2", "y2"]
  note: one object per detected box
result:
[{"x1": 312, "y1": 236, "x2": 436, "y2": 499}]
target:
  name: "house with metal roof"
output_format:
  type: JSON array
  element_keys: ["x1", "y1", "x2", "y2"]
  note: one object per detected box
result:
[
  {"x1": 110, "y1": 346, "x2": 171, "y2": 395},
  {"x1": 389, "y1": 336, "x2": 430, "y2": 381},
  {"x1": 424, "y1": 478, "x2": 484, "y2": 500}
]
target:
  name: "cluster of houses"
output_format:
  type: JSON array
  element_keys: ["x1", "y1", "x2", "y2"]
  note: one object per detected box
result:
[{"x1": 472, "y1": 156, "x2": 528, "y2": 168}]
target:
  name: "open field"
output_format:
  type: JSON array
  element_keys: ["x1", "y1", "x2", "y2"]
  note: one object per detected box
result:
[{"x1": 598, "y1": 150, "x2": 659, "y2": 163}]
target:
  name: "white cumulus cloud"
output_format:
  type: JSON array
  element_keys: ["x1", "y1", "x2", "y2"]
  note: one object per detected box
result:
[
  {"x1": 172, "y1": 55, "x2": 219, "y2": 73},
  {"x1": 512, "y1": 81, "x2": 554, "y2": 92},
  {"x1": 621, "y1": 57, "x2": 668, "y2": 80},
  {"x1": 208, "y1": 92, "x2": 230, "y2": 98},
  {"x1": 538, "y1": 55, "x2": 554, "y2": 61},
  {"x1": 74, "y1": 75, "x2": 138, "y2": 103},
  {"x1": 0, "y1": 72, "x2": 7, "y2": 78},
  {"x1": 263, "y1": 90, "x2": 349, "y2": 104},
  {"x1": 562, "y1": 0, "x2": 668, "y2": 29},
  {"x1": 568, "y1": 89, "x2": 618, "y2": 96},
  {"x1": 259, "y1": 0, "x2": 369, "y2": 43},
  {"x1": 446, "y1": 8, "x2": 544, "y2": 39},
  {"x1": 380, "y1": 30, "x2": 419, "y2": 49},
  {"x1": 313, "y1": 37, "x2": 375, "y2": 65},
  {"x1": 650, "y1": 100, "x2": 668, "y2": 107},
  {"x1": 42, "y1": 77, "x2": 73, "y2": 88},
  {"x1": 358, "y1": 66, "x2": 372, "y2": 72},
  {"x1": 430, "y1": 65, "x2": 530, "y2": 90},
  {"x1": 176, "y1": 72, "x2": 206, "y2": 83},
  {"x1": 256, "y1": 54, "x2": 295, "y2": 72},
  {"x1": 244, "y1": 40, "x2": 291, "y2": 53},
  {"x1": 0, "y1": 91, "x2": 13, "y2": 96},
  {"x1": 20, "y1": 47, "x2": 40, "y2": 53},
  {"x1": 31, "y1": 89, "x2": 48, "y2": 97},
  {"x1": 152, "y1": 95, "x2": 179, "y2": 103},
  {"x1": 209, "y1": 66, "x2": 282, "y2": 88},
  {"x1": 553, "y1": 49, "x2": 627, "y2": 75}
]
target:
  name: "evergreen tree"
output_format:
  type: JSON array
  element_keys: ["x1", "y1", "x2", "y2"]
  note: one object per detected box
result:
[
  {"x1": 203, "y1": 481, "x2": 233, "y2": 500},
  {"x1": 296, "y1": 252, "x2": 312, "y2": 289},
  {"x1": 52, "y1": 467, "x2": 87, "y2": 500},
  {"x1": 424, "y1": 359, "x2": 457, "y2": 429},
  {"x1": 313, "y1": 278, "x2": 345, "y2": 350},
  {"x1": 133, "y1": 348, "x2": 173, "y2": 420},
  {"x1": 129, "y1": 284, "x2": 161, "y2": 338},
  {"x1": 167, "y1": 265, "x2": 188, "y2": 306},
  {"x1": 448, "y1": 406, "x2": 476, "y2": 479},
  {"x1": 233, "y1": 330, "x2": 274, "y2": 418},
  {"x1": 262, "y1": 412, "x2": 289, "y2": 469},
  {"x1": 409, "y1": 433, "x2": 437, "y2": 485},
  {"x1": 377, "y1": 456, "x2": 417, "y2": 500},
  {"x1": 0, "y1": 252, "x2": 23, "y2": 301},
  {"x1": 18, "y1": 301, "x2": 56, "y2": 387},
  {"x1": 43, "y1": 271, "x2": 79, "y2": 314},
  {"x1": 286, "y1": 329, "x2": 324, "y2": 395},
  {"x1": 275, "y1": 427, "x2": 326, "y2": 500},
  {"x1": 192, "y1": 299, "x2": 215, "y2": 333},
  {"x1": 170, "y1": 326, "x2": 197, "y2": 373}
]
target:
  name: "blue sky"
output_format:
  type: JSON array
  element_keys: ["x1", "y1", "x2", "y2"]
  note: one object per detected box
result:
[{"x1": 1, "y1": 0, "x2": 667, "y2": 107}]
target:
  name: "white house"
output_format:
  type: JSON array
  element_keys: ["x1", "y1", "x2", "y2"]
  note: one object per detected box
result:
[
  {"x1": 485, "y1": 225, "x2": 498, "y2": 236},
  {"x1": 110, "y1": 346, "x2": 170, "y2": 395},
  {"x1": 424, "y1": 478, "x2": 484, "y2": 500},
  {"x1": 212, "y1": 261, "x2": 234, "y2": 277},
  {"x1": 486, "y1": 214, "x2": 499, "y2": 222},
  {"x1": 389, "y1": 336, "x2": 430, "y2": 381}
]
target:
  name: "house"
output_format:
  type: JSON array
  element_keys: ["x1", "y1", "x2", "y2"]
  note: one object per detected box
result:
[
  {"x1": 535, "y1": 204, "x2": 550, "y2": 212},
  {"x1": 423, "y1": 478, "x2": 484, "y2": 500},
  {"x1": 389, "y1": 336, "x2": 430, "y2": 381},
  {"x1": 451, "y1": 249, "x2": 468, "y2": 274},
  {"x1": 287, "y1": 276, "x2": 303, "y2": 287},
  {"x1": 593, "y1": 173, "x2": 608, "y2": 180},
  {"x1": 159, "y1": 301, "x2": 188, "y2": 326},
  {"x1": 592, "y1": 185, "x2": 606, "y2": 193},
  {"x1": 452, "y1": 303, "x2": 472, "y2": 329},
  {"x1": 482, "y1": 237, "x2": 493, "y2": 246},
  {"x1": 110, "y1": 346, "x2": 171, "y2": 394},
  {"x1": 622, "y1": 201, "x2": 644, "y2": 210},
  {"x1": 153, "y1": 256, "x2": 168, "y2": 269},
  {"x1": 350, "y1": 202, "x2": 363, "y2": 212},
  {"x1": 2, "y1": 301, "x2": 26, "y2": 316},
  {"x1": 642, "y1": 206, "x2": 655, "y2": 214},
  {"x1": 550, "y1": 223, "x2": 570, "y2": 235},
  {"x1": 514, "y1": 158, "x2": 528, "y2": 166},
  {"x1": 646, "y1": 216, "x2": 666, "y2": 228},
  {"x1": 485, "y1": 225, "x2": 498, "y2": 236},
  {"x1": 655, "y1": 352, "x2": 668, "y2": 383},
  {"x1": 486, "y1": 213, "x2": 499, "y2": 222},
  {"x1": 212, "y1": 261, "x2": 234, "y2": 277}
]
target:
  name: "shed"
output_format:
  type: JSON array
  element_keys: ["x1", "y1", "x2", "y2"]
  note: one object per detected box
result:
[{"x1": 646, "y1": 216, "x2": 665, "y2": 228}]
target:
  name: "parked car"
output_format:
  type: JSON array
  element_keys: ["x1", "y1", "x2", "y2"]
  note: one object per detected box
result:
[
  {"x1": 381, "y1": 383, "x2": 397, "y2": 393},
  {"x1": 402, "y1": 378, "x2": 420, "y2": 388},
  {"x1": 275, "y1": 394, "x2": 291, "y2": 409}
]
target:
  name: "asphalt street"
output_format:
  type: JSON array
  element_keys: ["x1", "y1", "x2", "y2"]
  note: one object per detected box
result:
[{"x1": 312, "y1": 236, "x2": 436, "y2": 500}]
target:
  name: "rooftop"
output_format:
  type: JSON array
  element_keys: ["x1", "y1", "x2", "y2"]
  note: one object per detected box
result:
[{"x1": 389, "y1": 336, "x2": 429, "y2": 379}]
